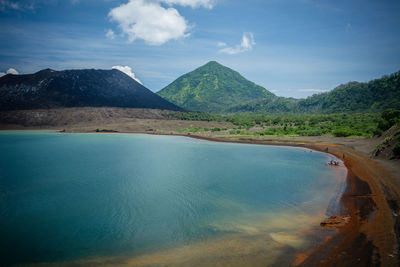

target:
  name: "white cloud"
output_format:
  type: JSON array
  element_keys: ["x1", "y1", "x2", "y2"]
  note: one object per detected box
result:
[
  {"x1": 216, "y1": 41, "x2": 226, "y2": 47},
  {"x1": 219, "y1": 32, "x2": 255, "y2": 55},
  {"x1": 0, "y1": 0, "x2": 33, "y2": 11},
  {"x1": 106, "y1": 29, "x2": 116, "y2": 40},
  {"x1": 161, "y1": 0, "x2": 214, "y2": 8},
  {"x1": 109, "y1": 0, "x2": 188, "y2": 45},
  {"x1": 6, "y1": 68, "x2": 18, "y2": 75},
  {"x1": 297, "y1": 89, "x2": 328, "y2": 93},
  {"x1": 0, "y1": 0, "x2": 20, "y2": 10},
  {"x1": 108, "y1": 0, "x2": 214, "y2": 45},
  {"x1": 270, "y1": 89, "x2": 279, "y2": 93},
  {"x1": 112, "y1": 65, "x2": 142, "y2": 84},
  {"x1": 0, "y1": 68, "x2": 18, "y2": 76}
]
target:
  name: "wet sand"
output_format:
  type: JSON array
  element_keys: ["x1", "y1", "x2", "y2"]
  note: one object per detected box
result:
[{"x1": 31, "y1": 214, "x2": 336, "y2": 267}]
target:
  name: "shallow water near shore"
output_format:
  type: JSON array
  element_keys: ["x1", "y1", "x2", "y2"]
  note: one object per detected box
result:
[{"x1": 0, "y1": 131, "x2": 346, "y2": 266}]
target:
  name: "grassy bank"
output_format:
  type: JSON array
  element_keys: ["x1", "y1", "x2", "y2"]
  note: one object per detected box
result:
[{"x1": 176, "y1": 110, "x2": 400, "y2": 138}]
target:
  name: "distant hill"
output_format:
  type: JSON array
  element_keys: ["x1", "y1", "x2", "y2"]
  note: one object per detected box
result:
[
  {"x1": 159, "y1": 61, "x2": 399, "y2": 114},
  {"x1": 233, "y1": 71, "x2": 400, "y2": 113},
  {"x1": 0, "y1": 68, "x2": 182, "y2": 111},
  {"x1": 157, "y1": 61, "x2": 275, "y2": 113},
  {"x1": 297, "y1": 71, "x2": 400, "y2": 113}
]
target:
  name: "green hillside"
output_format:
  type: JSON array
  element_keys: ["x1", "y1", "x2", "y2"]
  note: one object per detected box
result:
[
  {"x1": 229, "y1": 71, "x2": 400, "y2": 113},
  {"x1": 158, "y1": 61, "x2": 400, "y2": 114},
  {"x1": 157, "y1": 61, "x2": 275, "y2": 113},
  {"x1": 298, "y1": 71, "x2": 400, "y2": 113}
]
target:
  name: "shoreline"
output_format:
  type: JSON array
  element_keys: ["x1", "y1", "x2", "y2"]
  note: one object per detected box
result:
[
  {"x1": 2, "y1": 129, "x2": 399, "y2": 265},
  {"x1": 181, "y1": 133, "x2": 399, "y2": 266},
  {"x1": 113, "y1": 131, "x2": 399, "y2": 266}
]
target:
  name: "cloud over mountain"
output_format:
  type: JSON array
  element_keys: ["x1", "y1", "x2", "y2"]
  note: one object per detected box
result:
[
  {"x1": 112, "y1": 65, "x2": 142, "y2": 84},
  {"x1": 0, "y1": 68, "x2": 19, "y2": 77},
  {"x1": 6, "y1": 68, "x2": 18, "y2": 75}
]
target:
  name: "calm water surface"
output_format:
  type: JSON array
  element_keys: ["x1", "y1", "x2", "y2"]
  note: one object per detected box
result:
[{"x1": 0, "y1": 131, "x2": 346, "y2": 266}]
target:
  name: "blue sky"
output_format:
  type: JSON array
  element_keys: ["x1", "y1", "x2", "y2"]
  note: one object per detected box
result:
[{"x1": 0, "y1": 0, "x2": 399, "y2": 98}]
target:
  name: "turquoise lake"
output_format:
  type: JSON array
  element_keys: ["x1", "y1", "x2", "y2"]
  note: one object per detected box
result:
[{"x1": 0, "y1": 132, "x2": 347, "y2": 266}]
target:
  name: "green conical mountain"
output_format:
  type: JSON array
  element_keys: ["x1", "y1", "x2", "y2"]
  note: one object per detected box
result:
[{"x1": 157, "y1": 61, "x2": 275, "y2": 113}]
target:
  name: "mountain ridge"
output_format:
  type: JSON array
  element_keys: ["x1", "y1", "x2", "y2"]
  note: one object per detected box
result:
[
  {"x1": 1, "y1": 63, "x2": 398, "y2": 114},
  {"x1": 158, "y1": 61, "x2": 400, "y2": 114},
  {"x1": 232, "y1": 71, "x2": 400, "y2": 113},
  {"x1": 297, "y1": 71, "x2": 400, "y2": 113},
  {"x1": 0, "y1": 68, "x2": 183, "y2": 111}
]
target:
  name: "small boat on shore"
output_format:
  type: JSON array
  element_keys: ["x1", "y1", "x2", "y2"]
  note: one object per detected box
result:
[{"x1": 328, "y1": 160, "x2": 340, "y2": 166}]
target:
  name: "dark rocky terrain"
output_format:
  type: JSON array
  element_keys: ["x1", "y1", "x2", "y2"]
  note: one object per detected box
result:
[{"x1": 0, "y1": 68, "x2": 183, "y2": 111}]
